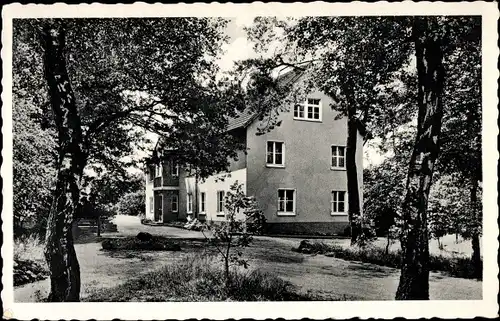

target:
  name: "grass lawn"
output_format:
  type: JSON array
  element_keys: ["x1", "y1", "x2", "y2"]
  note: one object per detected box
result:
[
  {"x1": 330, "y1": 234, "x2": 481, "y2": 258},
  {"x1": 293, "y1": 239, "x2": 482, "y2": 280},
  {"x1": 85, "y1": 254, "x2": 316, "y2": 301}
]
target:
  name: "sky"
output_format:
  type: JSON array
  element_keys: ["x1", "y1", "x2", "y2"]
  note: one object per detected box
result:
[{"x1": 217, "y1": 17, "x2": 258, "y2": 72}]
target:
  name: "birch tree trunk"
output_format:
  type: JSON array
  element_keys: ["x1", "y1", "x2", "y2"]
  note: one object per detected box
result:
[
  {"x1": 396, "y1": 18, "x2": 445, "y2": 300},
  {"x1": 41, "y1": 21, "x2": 85, "y2": 302},
  {"x1": 470, "y1": 179, "x2": 482, "y2": 279}
]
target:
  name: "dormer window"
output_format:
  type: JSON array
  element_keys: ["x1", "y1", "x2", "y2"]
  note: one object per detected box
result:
[{"x1": 294, "y1": 98, "x2": 322, "y2": 121}]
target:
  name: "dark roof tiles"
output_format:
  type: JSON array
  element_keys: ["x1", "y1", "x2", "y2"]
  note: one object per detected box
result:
[
  {"x1": 226, "y1": 108, "x2": 256, "y2": 131},
  {"x1": 226, "y1": 68, "x2": 304, "y2": 131}
]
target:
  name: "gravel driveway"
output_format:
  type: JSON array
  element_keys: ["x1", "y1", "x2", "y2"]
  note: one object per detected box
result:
[{"x1": 14, "y1": 215, "x2": 482, "y2": 301}]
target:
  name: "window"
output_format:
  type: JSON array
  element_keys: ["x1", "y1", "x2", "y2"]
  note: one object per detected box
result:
[
  {"x1": 200, "y1": 192, "x2": 206, "y2": 213},
  {"x1": 266, "y1": 141, "x2": 285, "y2": 167},
  {"x1": 217, "y1": 191, "x2": 225, "y2": 215},
  {"x1": 277, "y1": 189, "x2": 296, "y2": 215},
  {"x1": 171, "y1": 161, "x2": 179, "y2": 177},
  {"x1": 155, "y1": 163, "x2": 162, "y2": 178},
  {"x1": 331, "y1": 191, "x2": 347, "y2": 214},
  {"x1": 187, "y1": 193, "x2": 193, "y2": 213},
  {"x1": 149, "y1": 197, "x2": 154, "y2": 213},
  {"x1": 294, "y1": 104, "x2": 305, "y2": 118},
  {"x1": 171, "y1": 195, "x2": 178, "y2": 213},
  {"x1": 331, "y1": 146, "x2": 346, "y2": 169},
  {"x1": 294, "y1": 98, "x2": 321, "y2": 121}
]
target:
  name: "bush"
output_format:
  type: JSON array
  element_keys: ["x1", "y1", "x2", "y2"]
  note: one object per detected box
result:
[
  {"x1": 295, "y1": 240, "x2": 333, "y2": 254},
  {"x1": 136, "y1": 232, "x2": 153, "y2": 242},
  {"x1": 101, "y1": 236, "x2": 181, "y2": 251},
  {"x1": 113, "y1": 190, "x2": 145, "y2": 216},
  {"x1": 14, "y1": 259, "x2": 49, "y2": 286},
  {"x1": 294, "y1": 241, "x2": 482, "y2": 280},
  {"x1": 184, "y1": 218, "x2": 205, "y2": 231},
  {"x1": 141, "y1": 218, "x2": 155, "y2": 225},
  {"x1": 201, "y1": 182, "x2": 266, "y2": 290},
  {"x1": 166, "y1": 220, "x2": 188, "y2": 228},
  {"x1": 85, "y1": 254, "x2": 313, "y2": 301},
  {"x1": 14, "y1": 235, "x2": 49, "y2": 286}
]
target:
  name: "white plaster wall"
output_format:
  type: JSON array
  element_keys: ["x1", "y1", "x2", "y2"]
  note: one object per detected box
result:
[
  {"x1": 145, "y1": 179, "x2": 154, "y2": 220},
  {"x1": 197, "y1": 168, "x2": 247, "y2": 222}
]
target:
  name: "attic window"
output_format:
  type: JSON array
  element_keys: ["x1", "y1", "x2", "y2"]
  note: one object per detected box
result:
[{"x1": 294, "y1": 98, "x2": 322, "y2": 121}]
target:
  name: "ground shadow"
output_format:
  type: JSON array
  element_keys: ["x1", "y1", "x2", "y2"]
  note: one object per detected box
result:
[
  {"x1": 248, "y1": 246, "x2": 305, "y2": 264},
  {"x1": 97, "y1": 236, "x2": 214, "y2": 254},
  {"x1": 247, "y1": 239, "x2": 305, "y2": 264},
  {"x1": 100, "y1": 250, "x2": 156, "y2": 261},
  {"x1": 345, "y1": 262, "x2": 395, "y2": 279},
  {"x1": 74, "y1": 232, "x2": 100, "y2": 244}
]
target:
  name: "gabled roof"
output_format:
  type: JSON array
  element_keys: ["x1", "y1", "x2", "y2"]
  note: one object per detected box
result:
[
  {"x1": 227, "y1": 108, "x2": 258, "y2": 131},
  {"x1": 224, "y1": 67, "x2": 368, "y2": 137},
  {"x1": 226, "y1": 67, "x2": 304, "y2": 132},
  {"x1": 153, "y1": 67, "x2": 368, "y2": 155}
]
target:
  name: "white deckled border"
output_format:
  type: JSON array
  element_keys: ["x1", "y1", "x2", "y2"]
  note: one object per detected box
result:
[{"x1": 2, "y1": 2, "x2": 499, "y2": 320}]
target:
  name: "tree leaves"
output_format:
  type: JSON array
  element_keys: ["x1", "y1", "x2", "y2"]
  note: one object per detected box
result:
[
  {"x1": 13, "y1": 18, "x2": 235, "y2": 178},
  {"x1": 13, "y1": 97, "x2": 57, "y2": 237},
  {"x1": 13, "y1": 17, "x2": 244, "y2": 238}
]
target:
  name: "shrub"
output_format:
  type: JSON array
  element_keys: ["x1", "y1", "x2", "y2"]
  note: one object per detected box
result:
[
  {"x1": 14, "y1": 259, "x2": 49, "y2": 286},
  {"x1": 202, "y1": 182, "x2": 266, "y2": 289},
  {"x1": 295, "y1": 240, "x2": 333, "y2": 254},
  {"x1": 136, "y1": 232, "x2": 153, "y2": 242},
  {"x1": 85, "y1": 254, "x2": 312, "y2": 301},
  {"x1": 113, "y1": 190, "x2": 145, "y2": 216},
  {"x1": 229, "y1": 269, "x2": 305, "y2": 301},
  {"x1": 184, "y1": 218, "x2": 205, "y2": 231},
  {"x1": 101, "y1": 236, "x2": 181, "y2": 251},
  {"x1": 14, "y1": 235, "x2": 49, "y2": 286},
  {"x1": 14, "y1": 234, "x2": 45, "y2": 263},
  {"x1": 295, "y1": 241, "x2": 482, "y2": 280},
  {"x1": 141, "y1": 218, "x2": 154, "y2": 225},
  {"x1": 163, "y1": 220, "x2": 188, "y2": 229}
]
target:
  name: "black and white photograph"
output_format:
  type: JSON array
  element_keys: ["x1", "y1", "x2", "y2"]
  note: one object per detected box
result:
[{"x1": 1, "y1": 2, "x2": 498, "y2": 320}]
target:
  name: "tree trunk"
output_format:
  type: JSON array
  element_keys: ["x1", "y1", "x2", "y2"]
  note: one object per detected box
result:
[
  {"x1": 41, "y1": 21, "x2": 85, "y2": 302},
  {"x1": 396, "y1": 18, "x2": 445, "y2": 300},
  {"x1": 97, "y1": 215, "x2": 101, "y2": 237},
  {"x1": 347, "y1": 112, "x2": 362, "y2": 245},
  {"x1": 385, "y1": 234, "x2": 391, "y2": 256},
  {"x1": 225, "y1": 235, "x2": 231, "y2": 289},
  {"x1": 470, "y1": 179, "x2": 482, "y2": 279}
]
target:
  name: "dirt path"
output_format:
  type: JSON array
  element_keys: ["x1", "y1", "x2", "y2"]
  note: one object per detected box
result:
[
  {"x1": 14, "y1": 215, "x2": 482, "y2": 301},
  {"x1": 15, "y1": 216, "x2": 204, "y2": 302},
  {"x1": 243, "y1": 238, "x2": 481, "y2": 300}
]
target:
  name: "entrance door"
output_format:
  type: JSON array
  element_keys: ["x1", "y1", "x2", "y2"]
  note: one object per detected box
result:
[{"x1": 154, "y1": 194, "x2": 163, "y2": 222}]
